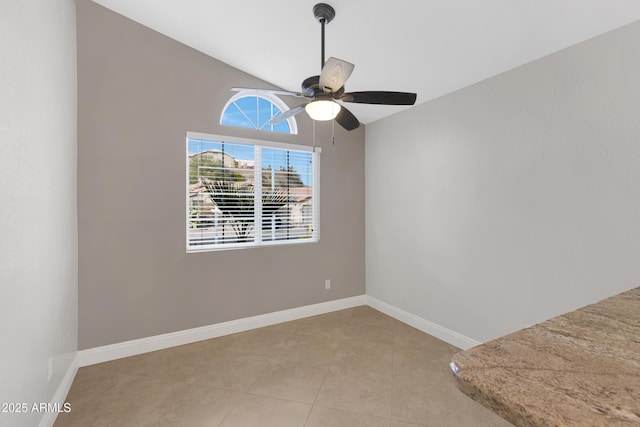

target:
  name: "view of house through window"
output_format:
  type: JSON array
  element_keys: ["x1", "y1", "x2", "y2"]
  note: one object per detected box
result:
[
  {"x1": 220, "y1": 92, "x2": 298, "y2": 134},
  {"x1": 187, "y1": 132, "x2": 319, "y2": 251}
]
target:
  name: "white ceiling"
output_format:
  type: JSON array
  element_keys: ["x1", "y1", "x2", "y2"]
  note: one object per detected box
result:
[{"x1": 91, "y1": 0, "x2": 640, "y2": 125}]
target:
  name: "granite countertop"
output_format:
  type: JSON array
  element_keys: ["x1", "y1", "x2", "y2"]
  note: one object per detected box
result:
[{"x1": 450, "y1": 287, "x2": 640, "y2": 427}]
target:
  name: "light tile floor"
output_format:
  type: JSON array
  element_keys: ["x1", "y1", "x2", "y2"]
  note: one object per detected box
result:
[{"x1": 55, "y1": 306, "x2": 514, "y2": 426}]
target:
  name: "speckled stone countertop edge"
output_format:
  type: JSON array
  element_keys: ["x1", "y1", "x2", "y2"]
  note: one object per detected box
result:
[{"x1": 449, "y1": 287, "x2": 640, "y2": 427}]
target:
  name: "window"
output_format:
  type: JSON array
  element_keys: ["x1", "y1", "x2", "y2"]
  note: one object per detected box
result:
[
  {"x1": 187, "y1": 132, "x2": 320, "y2": 252},
  {"x1": 220, "y1": 92, "x2": 298, "y2": 134}
]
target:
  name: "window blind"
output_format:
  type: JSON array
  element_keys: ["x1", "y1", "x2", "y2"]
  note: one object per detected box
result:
[{"x1": 187, "y1": 133, "x2": 320, "y2": 252}]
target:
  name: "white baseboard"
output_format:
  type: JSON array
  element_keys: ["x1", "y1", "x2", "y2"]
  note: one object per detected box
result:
[
  {"x1": 366, "y1": 296, "x2": 482, "y2": 350},
  {"x1": 39, "y1": 353, "x2": 79, "y2": 427},
  {"x1": 79, "y1": 295, "x2": 367, "y2": 367},
  {"x1": 77, "y1": 293, "x2": 479, "y2": 368}
]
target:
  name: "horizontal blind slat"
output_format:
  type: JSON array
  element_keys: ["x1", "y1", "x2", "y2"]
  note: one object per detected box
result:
[{"x1": 187, "y1": 136, "x2": 317, "y2": 251}]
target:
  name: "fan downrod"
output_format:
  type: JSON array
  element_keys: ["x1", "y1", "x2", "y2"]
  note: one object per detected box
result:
[{"x1": 313, "y1": 3, "x2": 335, "y2": 24}]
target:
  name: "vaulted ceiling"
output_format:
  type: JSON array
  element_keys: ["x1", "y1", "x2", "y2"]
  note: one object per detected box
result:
[{"x1": 91, "y1": 0, "x2": 640, "y2": 124}]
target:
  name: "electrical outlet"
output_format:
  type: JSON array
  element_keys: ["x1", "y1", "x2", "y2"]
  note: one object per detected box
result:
[
  {"x1": 47, "y1": 358, "x2": 53, "y2": 382},
  {"x1": 325, "y1": 279, "x2": 331, "y2": 290}
]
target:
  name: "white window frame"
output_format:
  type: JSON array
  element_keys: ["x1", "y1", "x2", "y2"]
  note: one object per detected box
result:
[
  {"x1": 186, "y1": 131, "x2": 320, "y2": 252},
  {"x1": 220, "y1": 91, "x2": 298, "y2": 134}
]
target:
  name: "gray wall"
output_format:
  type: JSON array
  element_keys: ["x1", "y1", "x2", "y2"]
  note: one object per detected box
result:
[
  {"x1": 0, "y1": 1, "x2": 78, "y2": 426},
  {"x1": 77, "y1": 0, "x2": 365, "y2": 349},
  {"x1": 366, "y1": 21, "x2": 640, "y2": 343}
]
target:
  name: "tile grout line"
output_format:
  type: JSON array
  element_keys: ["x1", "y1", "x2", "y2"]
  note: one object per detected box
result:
[
  {"x1": 214, "y1": 336, "x2": 264, "y2": 427},
  {"x1": 303, "y1": 309, "x2": 354, "y2": 426},
  {"x1": 390, "y1": 320, "x2": 398, "y2": 424}
]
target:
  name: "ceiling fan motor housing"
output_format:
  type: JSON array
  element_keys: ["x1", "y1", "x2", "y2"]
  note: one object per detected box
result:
[
  {"x1": 301, "y1": 75, "x2": 345, "y2": 98},
  {"x1": 301, "y1": 75, "x2": 321, "y2": 96}
]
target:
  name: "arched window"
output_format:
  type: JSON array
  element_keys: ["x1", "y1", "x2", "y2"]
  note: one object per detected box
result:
[{"x1": 220, "y1": 92, "x2": 298, "y2": 134}]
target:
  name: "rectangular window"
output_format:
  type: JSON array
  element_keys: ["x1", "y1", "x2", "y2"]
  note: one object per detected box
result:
[{"x1": 186, "y1": 132, "x2": 320, "y2": 252}]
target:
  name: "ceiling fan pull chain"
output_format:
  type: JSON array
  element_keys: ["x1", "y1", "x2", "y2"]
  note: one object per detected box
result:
[
  {"x1": 332, "y1": 119, "x2": 335, "y2": 145},
  {"x1": 312, "y1": 119, "x2": 316, "y2": 152}
]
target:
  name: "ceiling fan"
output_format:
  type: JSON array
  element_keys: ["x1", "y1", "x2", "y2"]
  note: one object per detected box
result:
[{"x1": 231, "y1": 3, "x2": 417, "y2": 131}]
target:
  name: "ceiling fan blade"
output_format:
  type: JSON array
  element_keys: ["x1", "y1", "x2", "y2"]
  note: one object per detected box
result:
[
  {"x1": 319, "y1": 57, "x2": 355, "y2": 93},
  {"x1": 266, "y1": 104, "x2": 307, "y2": 125},
  {"x1": 341, "y1": 91, "x2": 417, "y2": 105},
  {"x1": 231, "y1": 87, "x2": 309, "y2": 98},
  {"x1": 334, "y1": 104, "x2": 360, "y2": 131}
]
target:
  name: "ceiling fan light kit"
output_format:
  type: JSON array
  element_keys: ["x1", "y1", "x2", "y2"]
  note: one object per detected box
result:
[
  {"x1": 231, "y1": 3, "x2": 417, "y2": 131},
  {"x1": 305, "y1": 98, "x2": 341, "y2": 121}
]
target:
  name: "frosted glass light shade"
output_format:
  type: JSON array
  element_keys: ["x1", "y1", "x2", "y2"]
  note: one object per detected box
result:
[{"x1": 305, "y1": 99, "x2": 341, "y2": 121}]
